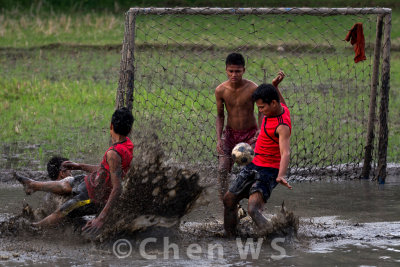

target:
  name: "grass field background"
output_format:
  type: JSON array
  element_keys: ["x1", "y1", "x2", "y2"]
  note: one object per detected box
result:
[
  {"x1": 0, "y1": 0, "x2": 399, "y2": 174},
  {"x1": 1, "y1": 9, "x2": 399, "y2": 49}
]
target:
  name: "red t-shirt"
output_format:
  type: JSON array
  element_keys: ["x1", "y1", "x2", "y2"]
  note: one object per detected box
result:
[
  {"x1": 85, "y1": 137, "x2": 134, "y2": 204},
  {"x1": 252, "y1": 103, "x2": 291, "y2": 169}
]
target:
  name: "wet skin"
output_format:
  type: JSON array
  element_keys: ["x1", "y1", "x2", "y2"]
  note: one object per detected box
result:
[{"x1": 215, "y1": 64, "x2": 260, "y2": 199}]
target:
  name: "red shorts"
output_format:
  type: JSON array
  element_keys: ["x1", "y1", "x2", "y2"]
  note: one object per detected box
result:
[{"x1": 220, "y1": 126, "x2": 258, "y2": 156}]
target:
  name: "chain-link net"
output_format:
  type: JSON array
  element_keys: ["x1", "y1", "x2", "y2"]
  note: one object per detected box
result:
[{"x1": 122, "y1": 7, "x2": 391, "y2": 179}]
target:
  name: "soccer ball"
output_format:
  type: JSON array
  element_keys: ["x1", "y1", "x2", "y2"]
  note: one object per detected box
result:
[{"x1": 231, "y1": 142, "x2": 255, "y2": 166}]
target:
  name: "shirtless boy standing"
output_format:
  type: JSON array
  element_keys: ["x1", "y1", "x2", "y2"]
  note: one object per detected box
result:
[{"x1": 215, "y1": 53, "x2": 283, "y2": 200}]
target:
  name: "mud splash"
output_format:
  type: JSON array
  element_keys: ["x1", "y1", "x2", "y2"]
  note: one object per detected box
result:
[
  {"x1": 180, "y1": 202, "x2": 298, "y2": 240},
  {"x1": 0, "y1": 130, "x2": 299, "y2": 243},
  {"x1": 0, "y1": 131, "x2": 205, "y2": 240},
  {"x1": 0, "y1": 204, "x2": 40, "y2": 237},
  {"x1": 98, "y1": 132, "x2": 204, "y2": 240}
]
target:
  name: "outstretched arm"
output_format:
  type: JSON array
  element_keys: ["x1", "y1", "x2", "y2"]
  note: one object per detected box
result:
[
  {"x1": 275, "y1": 125, "x2": 292, "y2": 189},
  {"x1": 62, "y1": 161, "x2": 99, "y2": 173},
  {"x1": 215, "y1": 88, "x2": 225, "y2": 154},
  {"x1": 82, "y1": 150, "x2": 122, "y2": 234},
  {"x1": 272, "y1": 71, "x2": 286, "y2": 105}
]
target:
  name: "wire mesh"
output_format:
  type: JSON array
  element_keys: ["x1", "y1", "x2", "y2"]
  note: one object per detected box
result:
[{"x1": 122, "y1": 7, "x2": 390, "y2": 178}]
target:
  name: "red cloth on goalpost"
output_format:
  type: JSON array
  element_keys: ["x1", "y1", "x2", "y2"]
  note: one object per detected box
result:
[{"x1": 345, "y1": 23, "x2": 367, "y2": 63}]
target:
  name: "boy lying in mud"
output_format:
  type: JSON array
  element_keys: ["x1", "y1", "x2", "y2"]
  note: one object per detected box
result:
[{"x1": 16, "y1": 107, "x2": 134, "y2": 235}]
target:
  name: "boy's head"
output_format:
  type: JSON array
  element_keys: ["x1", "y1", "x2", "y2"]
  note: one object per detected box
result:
[
  {"x1": 47, "y1": 156, "x2": 69, "y2": 181},
  {"x1": 111, "y1": 107, "x2": 134, "y2": 136},
  {"x1": 225, "y1": 53, "x2": 245, "y2": 83},
  {"x1": 252, "y1": 84, "x2": 281, "y2": 117},
  {"x1": 225, "y1": 53, "x2": 245, "y2": 67}
]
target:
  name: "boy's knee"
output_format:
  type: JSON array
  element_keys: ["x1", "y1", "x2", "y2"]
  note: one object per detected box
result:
[
  {"x1": 60, "y1": 181, "x2": 72, "y2": 193},
  {"x1": 54, "y1": 210, "x2": 64, "y2": 218},
  {"x1": 218, "y1": 156, "x2": 231, "y2": 171}
]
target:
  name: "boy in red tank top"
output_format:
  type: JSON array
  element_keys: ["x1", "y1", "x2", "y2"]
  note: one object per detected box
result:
[
  {"x1": 223, "y1": 72, "x2": 292, "y2": 237},
  {"x1": 16, "y1": 107, "x2": 134, "y2": 235}
]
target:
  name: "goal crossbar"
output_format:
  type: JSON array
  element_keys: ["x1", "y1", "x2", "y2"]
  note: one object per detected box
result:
[{"x1": 128, "y1": 7, "x2": 392, "y2": 16}]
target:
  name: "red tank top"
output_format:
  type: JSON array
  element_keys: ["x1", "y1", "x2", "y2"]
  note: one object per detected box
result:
[
  {"x1": 252, "y1": 103, "x2": 291, "y2": 169},
  {"x1": 85, "y1": 137, "x2": 134, "y2": 204}
]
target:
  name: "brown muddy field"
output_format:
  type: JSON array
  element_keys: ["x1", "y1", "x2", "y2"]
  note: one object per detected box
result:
[{"x1": 1, "y1": 172, "x2": 400, "y2": 266}]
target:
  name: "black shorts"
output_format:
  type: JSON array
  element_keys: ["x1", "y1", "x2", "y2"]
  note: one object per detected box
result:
[
  {"x1": 59, "y1": 175, "x2": 101, "y2": 218},
  {"x1": 228, "y1": 163, "x2": 279, "y2": 202}
]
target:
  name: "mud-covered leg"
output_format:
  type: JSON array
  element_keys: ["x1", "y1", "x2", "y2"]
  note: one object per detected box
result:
[
  {"x1": 218, "y1": 154, "x2": 232, "y2": 201},
  {"x1": 223, "y1": 192, "x2": 240, "y2": 237},
  {"x1": 33, "y1": 210, "x2": 64, "y2": 227},
  {"x1": 248, "y1": 192, "x2": 272, "y2": 234},
  {"x1": 15, "y1": 172, "x2": 72, "y2": 195}
]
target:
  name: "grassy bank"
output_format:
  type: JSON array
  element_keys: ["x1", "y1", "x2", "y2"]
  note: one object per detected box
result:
[{"x1": 0, "y1": 4, "x2": 399, "y2": 172}]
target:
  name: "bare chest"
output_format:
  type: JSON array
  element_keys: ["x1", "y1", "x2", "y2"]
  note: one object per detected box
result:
[{"x1": 222, "y1": 89, "x2": 254, "y2": 109}]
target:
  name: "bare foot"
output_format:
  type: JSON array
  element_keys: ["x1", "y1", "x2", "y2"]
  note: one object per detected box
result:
[{"x1": 14, "y1": 172, "x2": 35, "y2": 195}]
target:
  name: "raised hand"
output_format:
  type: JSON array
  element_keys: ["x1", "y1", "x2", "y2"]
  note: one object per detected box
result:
[{"x1": 272, "y1": 71, "x2": 285, "y2": 88}]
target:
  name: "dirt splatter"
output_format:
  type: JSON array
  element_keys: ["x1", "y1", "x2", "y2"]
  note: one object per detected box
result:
[
  {"x1": 0, "y1": 203, "x2": 41, "y2": 237},
  {"x1": 98, "y1": 132, "x2": 204, "y2": 240},
  {"x1": 179, "y1": 202, "x2": 299, "y2": 240},
  {"x1": 1, "y1": 129, "x2": 299, "y2": 243}
]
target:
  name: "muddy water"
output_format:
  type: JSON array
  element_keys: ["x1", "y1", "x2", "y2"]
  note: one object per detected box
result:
[{"x1": 0, "y1": 176, "x2": 399, "y2": 266}]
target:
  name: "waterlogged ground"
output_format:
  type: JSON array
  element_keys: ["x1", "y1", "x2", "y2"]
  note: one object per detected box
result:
[{"x1": 0, "y1": 173, "x2": 399, "y2": 266}]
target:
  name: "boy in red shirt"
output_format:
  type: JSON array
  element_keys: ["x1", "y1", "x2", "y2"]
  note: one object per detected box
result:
[
  {"x1": 223, "y1": 72, "x2": 292, "y2": 237},
  {"x1": 16, "y1": 107, "x2": 134, "y2": 235}
]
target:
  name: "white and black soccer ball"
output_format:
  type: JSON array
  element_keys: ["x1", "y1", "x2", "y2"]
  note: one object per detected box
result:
[{"x1": 231, "y1": 142, "x2": 255, "y2": 166}]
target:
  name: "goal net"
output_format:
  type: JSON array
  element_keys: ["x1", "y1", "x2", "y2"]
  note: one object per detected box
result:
[{"x1": 116, "y1": 7, "x2": 392, "y2": 180}]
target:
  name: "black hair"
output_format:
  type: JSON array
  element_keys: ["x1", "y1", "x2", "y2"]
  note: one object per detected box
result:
[
  {"x1": 225, "y1": 53, "x2": 245, "y2": 67},
  {"x1": 47, "y1": 156, "x2": 68, "y2": 180},
  {"x1": 252, "y1": 83, "x2": 280, "y2": 104},
  {"x1": 111, "y1": 107, "x2": 134, "y2": 136}
]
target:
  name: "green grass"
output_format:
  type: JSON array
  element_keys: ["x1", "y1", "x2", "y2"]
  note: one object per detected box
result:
[
  {"x1": 0, "y1": 9, "x2": 399, "y2": 49},
  {"x1": 0, "y1": 48, "x2": 119, "y2": 168},
  {"x1": 0, "y1": 12, "x2": 125, "y2": 47},
  {"x1": 1, "y1": 0, "x2": 399, "y2": 13},
  {"x1": 0, "y1": 7, "x2": 399, "y2": 172},
  {"x1": 135, "y1": 14, "x2": 377, "y2": 49}
]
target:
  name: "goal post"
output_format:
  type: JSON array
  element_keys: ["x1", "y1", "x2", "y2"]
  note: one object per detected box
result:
[{"x1": 116, "y1": 7, "x2": 392, "y2": 182}]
